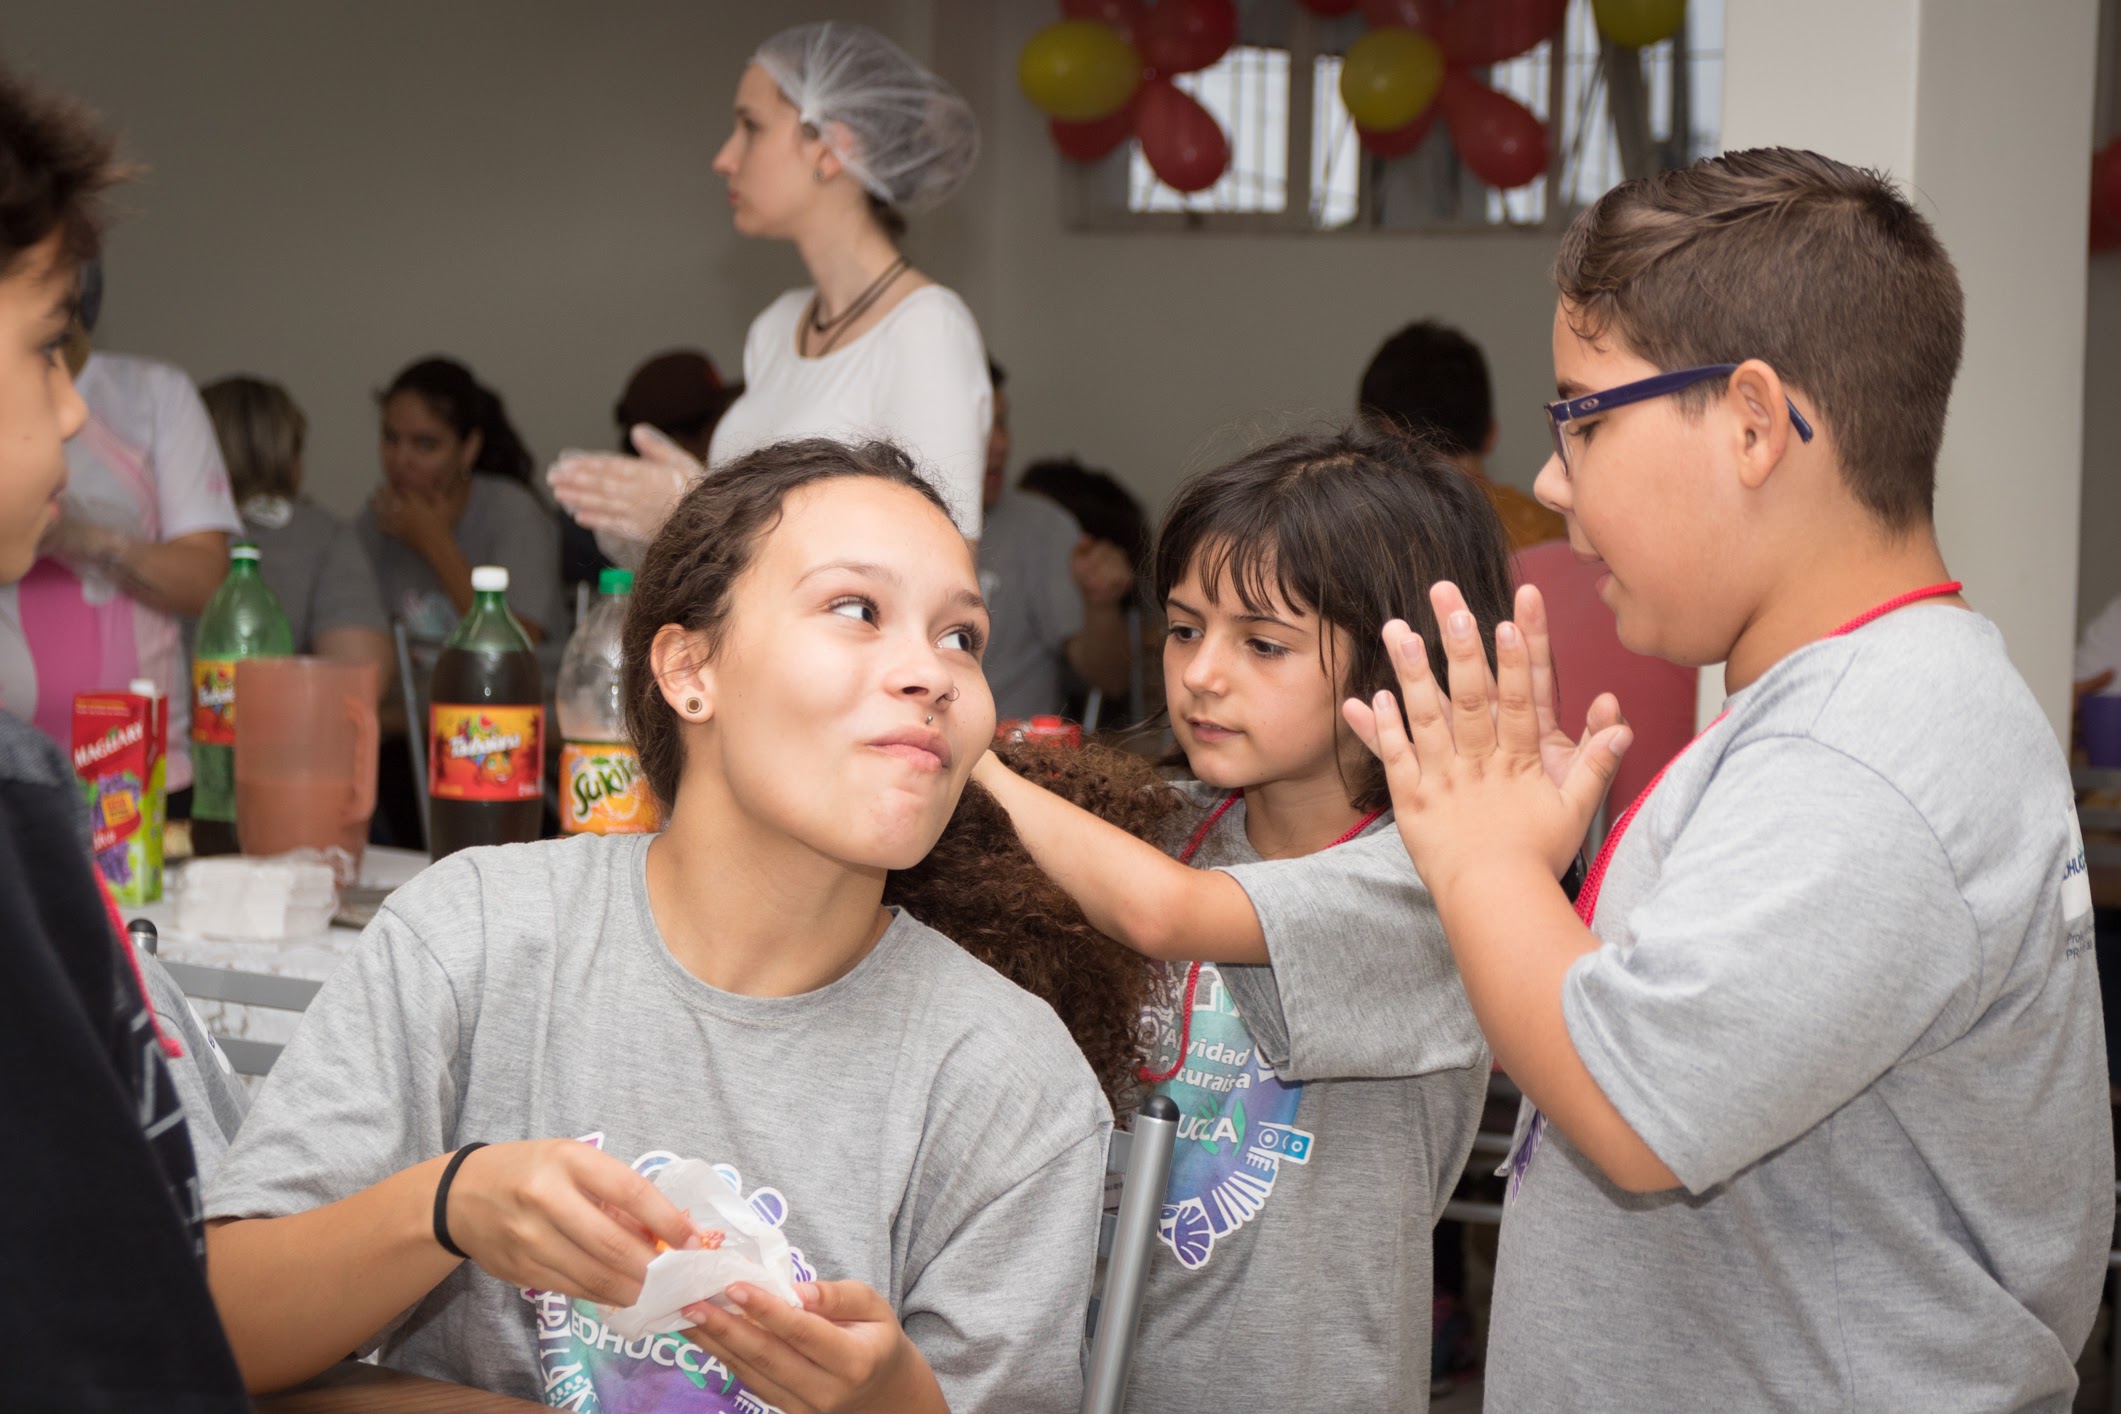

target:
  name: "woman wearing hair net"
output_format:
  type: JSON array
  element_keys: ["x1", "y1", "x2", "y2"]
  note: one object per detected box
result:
[{"x1": 550, "y1": 23, "x2": 990, "y2": 561}]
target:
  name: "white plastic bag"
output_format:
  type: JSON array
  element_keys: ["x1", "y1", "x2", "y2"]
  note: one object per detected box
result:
[{"x1": 597, "y1": 1158, "x2": 803, "y2": 1339}]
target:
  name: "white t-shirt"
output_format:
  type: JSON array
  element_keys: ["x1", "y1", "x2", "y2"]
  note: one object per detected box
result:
[
  {"x1": 709, "y1": 286, "x2": 991, "y2": 537},
  {"x1": 0, "y1": 352, "x2": 241, "y2": 789}
]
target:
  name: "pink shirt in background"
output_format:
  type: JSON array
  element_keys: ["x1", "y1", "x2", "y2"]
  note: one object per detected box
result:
[{"x1": 0, "y1": 353, "x2": 242, "y2": 790}]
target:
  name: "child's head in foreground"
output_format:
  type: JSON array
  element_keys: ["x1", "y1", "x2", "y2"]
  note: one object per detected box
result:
[
  {"x1": 0, "y1": 67, "x2": 122, "y2": 584},
  {"x1": 1154, "y1": 423, "x2": 1514, "y2": 813},
  {"x1": 1537, "y1": 146, "x2": 1966, "y2": 666}
]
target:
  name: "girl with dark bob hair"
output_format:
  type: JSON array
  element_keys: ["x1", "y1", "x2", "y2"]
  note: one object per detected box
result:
[
  {"x1": 971, "y1": 422, "x2": 1512, "y2": 1412},
  {"x1": 203, "y1": 438, "x2": 1115, "y2": 1414}
]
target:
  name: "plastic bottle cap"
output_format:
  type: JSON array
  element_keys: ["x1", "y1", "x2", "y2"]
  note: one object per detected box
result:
[
  {"x1": 597, "y1": 567, "x2": 634, "y2": 596},
  {"x1": 471, "y1": 566, "x2": 510, "y2": 592},
  {"x1": 231, "y1": 544, "x2": 260, "y2": 562},
  {"x1": 127, "y1": 678, "x2": 159, "y2": 697}
]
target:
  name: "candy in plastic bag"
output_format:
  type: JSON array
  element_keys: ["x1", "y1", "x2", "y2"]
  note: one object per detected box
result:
[{"x1": 597, "y1": 1158, "x2": 803, "y2": 1339}]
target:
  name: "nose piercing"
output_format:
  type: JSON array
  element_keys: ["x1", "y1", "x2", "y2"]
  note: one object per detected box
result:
[{"x1": 925, "y1": 713, "x2": 934, "y2": 725}]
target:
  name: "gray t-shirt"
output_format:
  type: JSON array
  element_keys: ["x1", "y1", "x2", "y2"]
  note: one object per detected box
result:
[
  {"x1": 1488, "y1": 607, "x2": 2113, "y2": 1411},
  {"x1": 356, "y1": 473, "x2": 564, "y2": 645},
  {"x1": 1125, "y1": 785, "x2": 1489, "y2": 1414},
  {"x1": 208, "y1": 832, "x2": 1111, "y2": 1413},
  {"x1": 976, "y1": 492, "x2": 1085, "y2": 722},
  {"x1": 243, "y1": 498, "x2": 388, "y2": 651}
]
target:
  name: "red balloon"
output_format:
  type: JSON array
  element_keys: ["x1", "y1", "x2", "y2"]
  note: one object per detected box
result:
[
  {"x1": 1439, "y1": 0, "x2": 1568, "y2": 65},
  {"x1": 2094, "y1": 140, "x2": 2121, "y2": 234},
  {"x1": 1359, "y1": 0, "x2": 1439, "y2": 32},
  {"x1": 1358, "y1": 106, "x2": 1438, "y2": 158},
  {"x1": 1137, "y1": 0, "x2": 1238, "y2": 75},
  {"x1": 1061, "y1": 0, "x2": 1146, "y2": 45},
  {"x1": 1301, "y1": 0, "x2": 1362, "y2": 12},
  {"x1": 1137, "y1": 78, "x2": 1230, "y2": 192},
  {"x1": 1439, "y1": 72, "x2": 1548, "y2": 188},
  {"x1": 1051, "y1": 103, "x2": 1139, "y2": 162}
]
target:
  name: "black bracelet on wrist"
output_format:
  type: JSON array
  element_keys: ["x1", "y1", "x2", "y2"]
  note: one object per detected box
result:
[{"x1": 432, "y1": 1142, "x2": 488, "y2": 1260}]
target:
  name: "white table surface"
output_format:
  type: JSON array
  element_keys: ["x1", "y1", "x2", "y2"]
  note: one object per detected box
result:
[{"x1": 128, "y1": 846, "x2": 430, "y2": 1067}]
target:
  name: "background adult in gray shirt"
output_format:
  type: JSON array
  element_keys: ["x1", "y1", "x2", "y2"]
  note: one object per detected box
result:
[
  {"x1": 976, "y1": 361, "x2": 1134, "y2": 721},
  {"x1": 200, "y1": 375, "x2": 392, "y2": 700}
]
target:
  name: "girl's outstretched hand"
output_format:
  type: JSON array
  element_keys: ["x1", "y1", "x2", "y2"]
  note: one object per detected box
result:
[
  {"x1": 1342, "y1": 580, "x2": 1632, "y2": 897},
  {"x1": 442, "y1": 1139, "x2": 703, "y2": 1308},
  {"x1": 682, "y1": 1280, "x2": 945, "y2": 1414}
]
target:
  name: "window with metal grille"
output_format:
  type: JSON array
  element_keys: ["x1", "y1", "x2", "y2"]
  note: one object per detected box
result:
[{"x1": 1064, "y1": 0, "x2": 1724, "y2": 233}]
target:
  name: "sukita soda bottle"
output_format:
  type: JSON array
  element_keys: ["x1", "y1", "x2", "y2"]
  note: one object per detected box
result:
[
  {"x1": 555, "y1": 567, "x2": 658, "y2": 835},
  {"x1": 427, "y1": 565, "x2": 544, "y2": 860},
  {"x1": 191, "y1": 543, "x2": 292, "y2": 856}
]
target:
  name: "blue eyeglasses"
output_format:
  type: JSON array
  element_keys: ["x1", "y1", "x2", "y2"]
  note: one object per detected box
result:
[{"x1": 1544, "y1": 363, "x2": 1814, "y2": 475}]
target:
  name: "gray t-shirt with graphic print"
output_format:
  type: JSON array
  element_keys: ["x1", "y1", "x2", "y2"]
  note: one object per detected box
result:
[
  {"x1": 1124, "y1": 785, "x2": 1489, "y2": 1414},
  {"x1": 1487, "y1": 607, "x2": 2113, "y2": 1412},
  {"x1": 208, "y1": 832, "x2": 1111, "y2": 1414}
]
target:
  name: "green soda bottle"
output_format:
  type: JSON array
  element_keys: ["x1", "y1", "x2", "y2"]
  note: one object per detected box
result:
[
  {"x1": 190, "y1": 543, "x2": 293, "y2": 856},
  {"x1": 426, "y1": 565, "x2": 544, "y2": 859}
]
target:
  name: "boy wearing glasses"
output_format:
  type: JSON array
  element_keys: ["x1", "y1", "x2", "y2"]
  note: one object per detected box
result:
[{"x1": 1347, "y1": 147, "x2": 2111, "y2": 1408}]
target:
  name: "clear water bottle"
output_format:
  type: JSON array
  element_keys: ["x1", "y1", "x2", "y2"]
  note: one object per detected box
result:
[
  {"x1": 190, "y1": 543, "x2": 292, "y2": 856},
  {"x1": 555, "y1": 568, "x2": 657, "y2": 835}
]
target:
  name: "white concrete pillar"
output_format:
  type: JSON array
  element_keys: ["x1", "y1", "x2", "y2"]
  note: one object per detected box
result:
[{"x1": 1704, "y1": 0, "x2": 2100, "y2": 737}]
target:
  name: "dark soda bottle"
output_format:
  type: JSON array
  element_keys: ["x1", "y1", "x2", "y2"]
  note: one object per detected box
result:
[{"x1": 426, "y1": 565, "x2": 544, "y2": 860}]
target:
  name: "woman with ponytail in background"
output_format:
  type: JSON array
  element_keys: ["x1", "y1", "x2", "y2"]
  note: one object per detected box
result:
[{"x1": 359, "y1": 355, "x2": 562, "y2": 647}]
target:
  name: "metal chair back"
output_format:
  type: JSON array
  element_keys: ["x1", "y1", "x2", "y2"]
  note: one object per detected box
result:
[{"x1": 1082, "y1": 1093, "x2": 1178, "y2": 1414}]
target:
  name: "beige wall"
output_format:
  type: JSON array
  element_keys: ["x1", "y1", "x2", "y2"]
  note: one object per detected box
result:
[
  {"x1": 10, "y1": 0, "x2": 2100, "y2": 657},
  {"x1": 969, "y1": 5, "x2": 1564, "y2": 514},
  {"x1": 3, "y1": 0, "x2": 1565, "y2": 529},
  {"x1": 2081, "y1": 0, "x2": 2121, "y2": 641},
  {"x1": 1720, "y1": 0, "x2": 2099, "y2": 737},
  {"x1": 0, "y1": 0, "x2": 934, "y2": 519}
]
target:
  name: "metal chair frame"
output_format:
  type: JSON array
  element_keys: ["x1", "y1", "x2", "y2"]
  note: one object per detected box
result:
[{"x1": 1082, "y1": 1094, "x2": 1179, "y2": 1414}]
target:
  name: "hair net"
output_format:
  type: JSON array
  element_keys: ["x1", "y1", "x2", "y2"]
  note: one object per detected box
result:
[{"x1": 752, "y1": 22, "x2": 980, "y2": 217}]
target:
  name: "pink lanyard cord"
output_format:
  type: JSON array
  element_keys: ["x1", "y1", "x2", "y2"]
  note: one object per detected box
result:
[
  {"x1": 1137, "y1": 791, "x2": 1386, "y2": 1084},
  {"x1": 1513, "y1": 580, "x2": 1962, "y2": 1197}
]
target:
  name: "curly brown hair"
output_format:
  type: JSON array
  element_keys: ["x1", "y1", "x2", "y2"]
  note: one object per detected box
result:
[{"x1": 884, "y1": 739, "x2": 1183, "y2": 1107}]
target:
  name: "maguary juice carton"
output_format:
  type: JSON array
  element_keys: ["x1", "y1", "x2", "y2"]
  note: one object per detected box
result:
[{"x1": 71, "y1": 680, "x2": 167, "y2": 905}]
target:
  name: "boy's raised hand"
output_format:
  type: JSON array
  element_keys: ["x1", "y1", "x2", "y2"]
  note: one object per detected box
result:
[
  {"x1": 682, "y1": 1279, "x2": 944, "y2": 1414},
  {"x1": 1516, "y1": 583, "x2": 1628, "y2": 793},
  {"x1": 1343, "y1": 581, "x2": 1632, "y2": 896}
]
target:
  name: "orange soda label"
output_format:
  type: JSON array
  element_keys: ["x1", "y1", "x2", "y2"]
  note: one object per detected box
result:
[
  {"x1": 192, "y1": 657, "x2": 237, "y2": 744},
  {"x1": 559, "y1": 742, "x2": 658, "y2": 834},
  {"x1": 429, "y1": 703, "x2": 544, "y2": 802}
]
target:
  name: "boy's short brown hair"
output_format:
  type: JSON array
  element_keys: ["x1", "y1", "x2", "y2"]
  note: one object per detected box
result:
[
  {"x1": 0, "y1": 65, "x2": 125, "y2": 276},
  {"x1": 1554, "y1": 147, "x2": 1963, "y2": 530}
]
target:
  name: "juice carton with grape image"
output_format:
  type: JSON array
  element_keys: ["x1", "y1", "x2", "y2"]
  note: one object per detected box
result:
[{"x1": 71, "y1": 681, "x2": 167, "y2": 905}]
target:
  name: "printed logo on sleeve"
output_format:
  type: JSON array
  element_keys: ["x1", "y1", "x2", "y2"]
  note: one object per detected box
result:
[
  {"x1": 1148, "y1": 963, "x2": 1314, "y2": 1270},
  {"x1": 2064, "y1": 806, "x2": 2096, "y2": 960},
  {"x1": 524, "y1": 1134, "x2": 814, "y2": 1412}
]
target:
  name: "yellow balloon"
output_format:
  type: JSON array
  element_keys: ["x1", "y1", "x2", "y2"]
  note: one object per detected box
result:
[
  {"x1": 1338, "y1": 28, "x2": 1444, "y2": 135},
  {"x1": 1019, "y1": 20, "x2": 1143, "y2": 123},
  {"x1": 1592, "y1": 0, "x2": 1687, "y2": 48}
]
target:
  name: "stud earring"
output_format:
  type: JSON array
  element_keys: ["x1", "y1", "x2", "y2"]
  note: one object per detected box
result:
[
  {"x1": 813, "y1": 168, "x2": 826, "y2": 183},
  {"x1": 684, "y1": 696, "x2": 704, "y2": 717}
]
